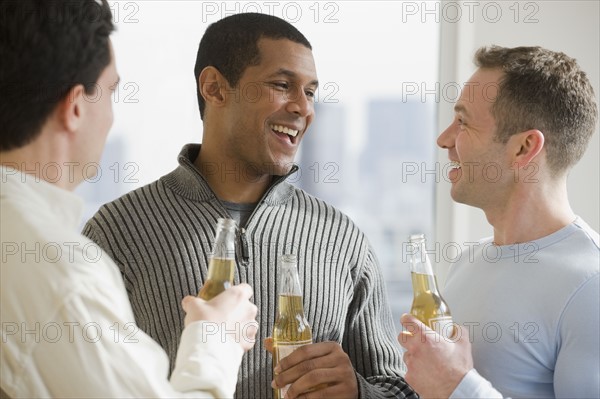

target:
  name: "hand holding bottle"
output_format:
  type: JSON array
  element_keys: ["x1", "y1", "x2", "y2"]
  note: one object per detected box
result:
[
  {"x1": 270, "y1": 341, "x2": 358, "y2": 399},
  {"x1": 270, "y1": 254, "x2": 358, "y2": 399},
  {"x1": 182, "y1": 283, "x2": 258, "y2": 352},
  {"x1": 198, "y1": 218, "x2": 237, "y2": 300},
  {"x1": 407, "y1": 234, "x2": 454, "y2": 338},
  {"x1": 399, "y1": 313, "x2": 473, "y2": 398}
]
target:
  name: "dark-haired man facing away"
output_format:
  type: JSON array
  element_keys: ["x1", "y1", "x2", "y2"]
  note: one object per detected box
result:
[{"x1": 1, "y1": 1, "x2": 257, "y2": 397}]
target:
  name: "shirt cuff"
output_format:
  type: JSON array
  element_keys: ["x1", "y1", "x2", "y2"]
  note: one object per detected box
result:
[
  {"x1": 450, "y1": 369, "x2": 503, "y2": 399},
  {"x1": 170, "y1": 321, "x2": 244, "y2": 397}
]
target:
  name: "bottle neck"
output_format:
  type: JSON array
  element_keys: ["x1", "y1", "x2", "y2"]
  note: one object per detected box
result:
[
  {"x1": 409, "y1": 238, "x2": 435, "y2": 276},
  {"x1": 277, "y1": 264, "x2": 307, "y2": 319},
  {"x1": 278, "y1": 263, "x2": 303, "y2": 296},
  {"x1": 409, "y1": 237, "x2": 441, "y2": 295},
  {"x1": 213, "y1": 220, "x2": 236, "y2": 259},
  {"x1": 278, "y1": 255, "x2": 304, "y2": 296}
]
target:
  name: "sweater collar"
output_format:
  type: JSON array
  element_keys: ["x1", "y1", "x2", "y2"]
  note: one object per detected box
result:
[{"x1": 161, "y1": 143, "x2": 298, "y2": 205}]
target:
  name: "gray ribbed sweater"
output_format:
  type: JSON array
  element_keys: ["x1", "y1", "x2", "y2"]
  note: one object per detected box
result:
[{"x1": 83, "y1": 144, "x2": 416, "y2": 399}]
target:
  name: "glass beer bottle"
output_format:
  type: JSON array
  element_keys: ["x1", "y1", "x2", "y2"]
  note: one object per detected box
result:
[
  {"x1": 198, "y1": 218, "x2": 237, "y2": 300},
  {"x1": 272, "y1": 254, "x2": 312, "y2": 399},
  {"x1": 408, "y1": 234, "x2": 454, "y2": 338}
]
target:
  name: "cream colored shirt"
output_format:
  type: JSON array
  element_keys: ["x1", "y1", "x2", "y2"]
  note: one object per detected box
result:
[{"x1": 0, "y1": 166, "x2": 243, "y2": 398}]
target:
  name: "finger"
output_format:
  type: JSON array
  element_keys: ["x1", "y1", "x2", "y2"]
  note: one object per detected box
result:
[
  {"x1": 232, "y1": 283, "x2": 254, "y2": 299},
  {"x1": 286, "y1": 369, "x2": 353, "y2": 399},
  {"x1": 242, "y1": 324, "x2": 258, "y2": 352},
  {"x1": 274, "y1": 342, "x2": 331, "y2": 374},
  {"x1": 244, "y1": 320, "x2": 259, "y2": 341},
  {"x1": 400, "y1": 313, "x2": 431, "y2": 341},
  {"x1": 274, "y1": 345, "x2": 348, "y2": 386},
  {"x1": 397, "y1": 330, "x2": 414, "y2": 347},
  {"x1": 181, "y1": 295, "x2": 200, "y2": 312},
  {"x1": 264, "y1": 337, "x2": 274, "y2": 355},
  {"x1": 400, "y1": 313, "x2": 424, "y2": 327},
  {"x1": 212, "y1": 284, "x2": 254, "y2": 306}
]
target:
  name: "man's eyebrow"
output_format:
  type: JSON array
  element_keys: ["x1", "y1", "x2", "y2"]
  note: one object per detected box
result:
[
  {"x1": 454, "y1": 104, "x2": 469, "y2": 116},
  {"x1": 267, "y1": 68, "x2": 319, "y2": 88}
]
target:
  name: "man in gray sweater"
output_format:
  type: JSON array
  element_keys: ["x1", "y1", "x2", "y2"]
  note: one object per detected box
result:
[{"x1": 83, "y1": 13, "x2": 415, "y2": 399}]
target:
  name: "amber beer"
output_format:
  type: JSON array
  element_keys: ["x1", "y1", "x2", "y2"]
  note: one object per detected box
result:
[
  {"x1": 408, "y1": 234, "x2": 454, "y2": 339},
  {"x1": 273, "y1": 254, "x2": 312, "y2": 399},
  {"x1": 198, "y1": 218, "x2": 237, "y2": 300},
  {"x1": 198, "y1": 258, "x2": 236, "y2": 300}
]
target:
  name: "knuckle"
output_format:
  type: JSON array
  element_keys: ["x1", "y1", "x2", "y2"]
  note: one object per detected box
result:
[
  {"x1": 285, "y1": 385, "x2": 298, "y2": 399},
  {"x1": 299, "y1": 358, "x2": 316, "y2": 373},
  {"x1": 277, "y1": 357, "x2": 289, "y2": 371},
  {"x1": 273, "y1": 373, "x2": 287, "y2": 388}
]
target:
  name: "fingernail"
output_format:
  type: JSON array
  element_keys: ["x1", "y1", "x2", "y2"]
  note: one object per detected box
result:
[
  {"x1": 274, "y1": 365, "x2": 281, "y2": 374},
  {"x1": 271, "y1": 380, "x2": 277, "y2": 389}
]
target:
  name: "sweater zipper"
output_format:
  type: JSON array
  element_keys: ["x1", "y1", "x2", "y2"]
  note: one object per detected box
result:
[
  {"x1": 237, "y1": 172, "x2": 294, "y2": 265},
  {"x1": 239, "y1": 227, "x2": 250, "y2": 266}
]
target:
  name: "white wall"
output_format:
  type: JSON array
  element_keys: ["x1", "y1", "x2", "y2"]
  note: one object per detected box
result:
[{"x1": 435, "y1": 0, "x2": 600, "y2": 279}]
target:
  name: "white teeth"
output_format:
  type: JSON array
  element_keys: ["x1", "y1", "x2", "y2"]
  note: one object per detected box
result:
[
  {"x1": 271, "y1": 124, "x2": 299, "y2": 137},
  {"x1": 450, "y1": 161, "x2": 462, "y2": 169}
]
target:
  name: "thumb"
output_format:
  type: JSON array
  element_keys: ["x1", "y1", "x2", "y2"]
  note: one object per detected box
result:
[
  {"x1": 264, "y1": 337, "x2": 274, "y2": 355},
  {"x1": 401, "y1": 313, "x2": 429, "y2": 335},
  {"x1": 401, "y1": 313, "x2": 423, "y2": 324},
  {"x1": 181, "y1": 295, "x2": 197, "y2": 312}
]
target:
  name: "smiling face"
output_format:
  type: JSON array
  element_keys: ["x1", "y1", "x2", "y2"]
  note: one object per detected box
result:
[
  {"x1": 218, "y1": 37, "x2": 318, "y2": 177},
  {"x1": 437, "y1": 68, "x2": 515, "y2": 210}
]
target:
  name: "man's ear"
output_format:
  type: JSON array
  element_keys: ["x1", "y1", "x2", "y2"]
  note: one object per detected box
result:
[
  {"x1": 57, "y1": 84, "x2": 86, "y2": 134},
  {"x1": 199, "y1": 66, "x2": 228, "y2": 107},
  {"x1": 510, "y1": 129, "x2": 545, "y2": 168}
]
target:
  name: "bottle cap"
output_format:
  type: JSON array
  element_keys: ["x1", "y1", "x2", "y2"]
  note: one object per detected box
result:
[
  {"x1": 409, "y1": 233, "x2": 425, "y2": 242},
  {"x1": 217, "y1": 218, "x2": 237, "y2": 229},
  {"x1": 281, "y1": 254, "x2": 297, "y2": 263}
]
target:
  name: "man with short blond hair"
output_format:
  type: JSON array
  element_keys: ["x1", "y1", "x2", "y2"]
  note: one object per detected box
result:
[{"x1": 400, "y1": 45, "x2": 599, "y2": 398}]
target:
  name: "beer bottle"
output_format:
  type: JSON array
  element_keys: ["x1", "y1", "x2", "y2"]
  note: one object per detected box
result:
[
  {"x1": 408, "y1": 234, "x2": 454, "y2": 339},
  {"x1": 198, "y1": 218, "x2": 237, "y2": 300},
  {"x1": 273, "y1": 254, "x2": 312, "y2": 399}
]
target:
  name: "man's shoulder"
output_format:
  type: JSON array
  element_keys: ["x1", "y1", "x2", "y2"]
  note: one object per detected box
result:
[
  {"x1": 533, "y1": 218, "x2": 599, "y2": 276},
  {"x1": 3, "y1": 225, "x2": 122, "y2": 297},
  {"x1": 571, "y1": 217, "x2": 600, "y2": 252},
  {"x1": 288, "y1": 185, "x2": 359, "y2": 226},
  {"x1": 90, "y1": 178, "x2": 169, "y2": 219},
  {"x1": 83, "y1": 177, "x2": 169, "y2": 241}
]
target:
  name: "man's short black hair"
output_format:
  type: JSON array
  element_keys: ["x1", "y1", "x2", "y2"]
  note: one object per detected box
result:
[
  {"x1": 194, "y1": 13, "x2": 312, "y2": 120},
  {"x1": 0, "y1": 0, "x2": 115, "y2": 151}
]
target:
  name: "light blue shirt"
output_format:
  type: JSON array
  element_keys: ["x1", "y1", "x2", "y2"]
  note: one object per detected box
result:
[{"x1": 444, "y1": 218, "x2": 600, "y2": 398}]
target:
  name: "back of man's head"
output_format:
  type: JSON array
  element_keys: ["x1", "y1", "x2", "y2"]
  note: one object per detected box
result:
[
  {"x1": 194, "y1": 12, "x2": 312, "y2": 120},
  {"x1": 0, "y1": 0, "x2": 115, "y2": 152},
  {"x1": 475, "y1": 45, "x2": 598, "y2": 175}
]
